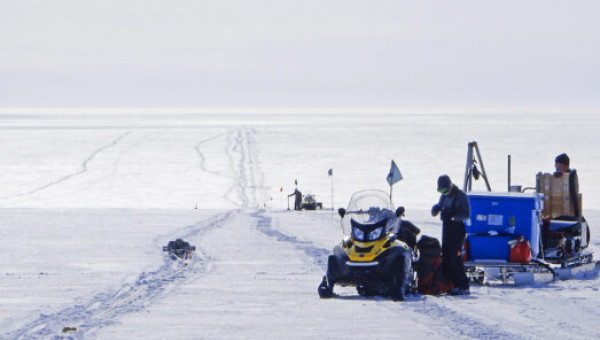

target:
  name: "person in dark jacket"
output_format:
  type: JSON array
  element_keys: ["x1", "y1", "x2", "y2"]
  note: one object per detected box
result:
[
  {"x1": 554, "y1": 153, "x2": 582, "y2": 219},
  {"x1": 431, "y1": 174, "x2": 471, "y2": 295},
  {"x1": 288, "y1": 189, "x2": 302, "y2": 210}
]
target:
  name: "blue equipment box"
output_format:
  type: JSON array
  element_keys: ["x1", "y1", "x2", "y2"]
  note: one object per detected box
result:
[
  {"x1": 467, "y1": 235, "x2": 512, "y2": 261},
  {"x1": 467, "y1": 192, "x2": 541, "y2": 257}
]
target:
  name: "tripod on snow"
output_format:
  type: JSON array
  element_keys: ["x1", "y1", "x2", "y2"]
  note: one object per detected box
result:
[{"x1": 463, "y1": 141, "x2": 491, "y2": 192}]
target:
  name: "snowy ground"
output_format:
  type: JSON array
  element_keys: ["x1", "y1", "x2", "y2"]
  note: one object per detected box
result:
[{"x1": 1, "y1": 109, "x2": 599, "y2": 339}]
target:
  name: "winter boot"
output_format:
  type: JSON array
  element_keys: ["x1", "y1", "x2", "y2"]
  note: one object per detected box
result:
[{"x1": 318, "y1": 276, "x2": 334, "y2": 298}]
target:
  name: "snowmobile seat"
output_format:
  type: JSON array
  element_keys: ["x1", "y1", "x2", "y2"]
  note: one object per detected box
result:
[
  {"x1": 549, "y1": 220, "x2": 579, "y2": 232},
  {"x1": 547, "y1": 216, "x2": 582, "y2": 236}
]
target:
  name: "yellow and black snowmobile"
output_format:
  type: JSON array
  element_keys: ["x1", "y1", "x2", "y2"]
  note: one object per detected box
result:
[{"x1": 318, "y1": 190, "x2": 414, "y2": 301}]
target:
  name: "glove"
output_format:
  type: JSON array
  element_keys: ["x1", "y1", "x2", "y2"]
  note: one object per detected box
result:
[
  {"x1": 440, "y1": 209, "x2": 452, "y2": 222},
  {"x1": 431, "y1": 204, "x2": 441, "y2": 216}
]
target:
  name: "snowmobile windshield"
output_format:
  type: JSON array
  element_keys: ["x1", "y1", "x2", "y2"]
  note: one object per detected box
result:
[{"x1": 341, "y1": 189, "x2": 399, "y2": 237}]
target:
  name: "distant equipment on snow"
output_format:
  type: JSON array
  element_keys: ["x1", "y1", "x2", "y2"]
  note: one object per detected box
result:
[
  {"x1": 301, "y1": 194, "x2": 323, "y2": 210},
  {"x1": 163, "y1": 238, "x2": 196, "y2": 260}
]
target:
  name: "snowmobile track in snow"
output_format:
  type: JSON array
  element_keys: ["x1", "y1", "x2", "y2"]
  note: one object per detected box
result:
[
  {"x1": 194, "y1": 132, "x2": 229, "y2": 179},
  {"x1": 194, "y1": 127, "x2": 264, "y2": 210},
  {"x1": 6, "y1": 211, "x2": 235, "y2": 340},
  {"x1": 253, "y1": 211, "x2": 331, "y2": 269}
]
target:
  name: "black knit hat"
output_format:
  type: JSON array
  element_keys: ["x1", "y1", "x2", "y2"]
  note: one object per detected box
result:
[
  {"x1": 555, "y1": 153, "x2": 570, "y2": 167},
  {"x1": 437, "y1": 174, "x2": 452, "y2": 192}
]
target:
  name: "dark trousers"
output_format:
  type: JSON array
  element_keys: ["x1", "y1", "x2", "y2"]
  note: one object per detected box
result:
[{"x1": 441, "y1": 220, "x2": 469, "y2": 290}]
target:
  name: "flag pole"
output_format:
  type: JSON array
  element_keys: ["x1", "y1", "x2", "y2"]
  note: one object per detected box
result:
[
  {"x1": 328, "y1": 169, "x2": 334, "y2": 217},
  {"x1": 387, "y1": 160, "x2": 402, "y2": 203},
  {"x1": 331, "y1": 173, "x2": 334, "y2": 217}
]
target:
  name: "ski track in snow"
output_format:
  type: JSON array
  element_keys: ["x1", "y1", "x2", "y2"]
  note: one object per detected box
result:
[
  {"x1": 408, "y1": 299, "x2": 531, "y2": 340},
  {"x1": 0, "y1": 132, "x2": 130, "y2": 201},
  {"x1": 237, "y1": 127, "x2": 264, "y2": 209},
  {"x1": 194, "y1": 132, "x2": 229, "y2": 178},
  {"x1": 6, "y1": 211, "x2": 236, "y2": 340},
  {"x1": 76, "y1": 133, "x2": 146, "y2": 193},
  {"x1": 224, "y1": 129, "x2": 246, "y2": 208},
  {"x1": 196, "y1": 128, "x2": 255, "y2": 209},
  {"x1": 218, "y1": 127, "x2": 264, "y2": 210}
]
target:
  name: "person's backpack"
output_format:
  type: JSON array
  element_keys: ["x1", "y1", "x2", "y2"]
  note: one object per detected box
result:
[{"x1": 416, "y1": 235, "x2": 454, "y2": 295}]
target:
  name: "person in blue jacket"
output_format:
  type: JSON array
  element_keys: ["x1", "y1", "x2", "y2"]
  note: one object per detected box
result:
[{"x1": 431, "y1": 174, "x2": 471, "y2": 295}]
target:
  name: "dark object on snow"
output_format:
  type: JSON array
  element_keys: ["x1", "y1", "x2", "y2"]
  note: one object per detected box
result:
[
  {"x1": 416, "y1": 235, "x2": 454, "y2": 295},
  {"x1": 163, "y1": 238, "x2": 196, "y2": 260},
  {"x1": 301, "y1": 194, "x2": 323, "y2": 210},
  {"x1": 62, "y1": 327, "x2": 78, "y2": 334}
]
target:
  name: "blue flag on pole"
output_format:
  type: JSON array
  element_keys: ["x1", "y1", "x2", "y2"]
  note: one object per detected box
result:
[
  {"x1": 327, "y1": 168, "x2": 333, "y2": 176},
  {"x1": 387, "y1": 160, "x2": 403, "y2": 186}
]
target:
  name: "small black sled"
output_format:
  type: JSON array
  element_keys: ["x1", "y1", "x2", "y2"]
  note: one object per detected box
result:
[{"x1": 163, "y1": 238, "x2": 196, "y2": 260}]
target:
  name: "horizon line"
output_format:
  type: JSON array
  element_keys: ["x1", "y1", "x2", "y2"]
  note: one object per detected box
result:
[{"x1": 1, "y1": 106, "x2": 599, "y2": 115}]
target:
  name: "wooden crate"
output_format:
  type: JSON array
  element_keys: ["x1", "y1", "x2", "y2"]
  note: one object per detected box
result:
[{"x1": 537, "y1": 172, "x2": 581, "y2": 218}]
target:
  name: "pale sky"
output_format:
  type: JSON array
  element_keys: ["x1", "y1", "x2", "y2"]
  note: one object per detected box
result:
[{"x1": 1, "y1": 0, "x2": 599, "y2": 108}]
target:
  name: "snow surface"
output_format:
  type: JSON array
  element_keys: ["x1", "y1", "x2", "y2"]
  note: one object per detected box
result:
[{"x1": 1, "y1": 110, "x2": 599, "y2": 339}]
